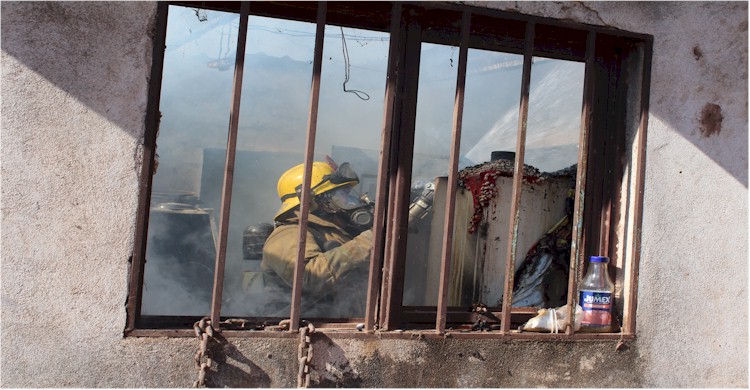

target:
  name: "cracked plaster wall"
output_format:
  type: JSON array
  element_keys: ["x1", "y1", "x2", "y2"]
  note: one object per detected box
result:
[{"x1": 1, "y1": 1, "x2": 747, "y2": 387}]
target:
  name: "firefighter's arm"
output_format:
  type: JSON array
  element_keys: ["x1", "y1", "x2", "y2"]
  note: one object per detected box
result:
[
  {"x1": 262, "y1": 227, "x2": 372, "y2": 295},
  {"x1": 306, "y1": 229, "x2": 372, "y2": 288}
]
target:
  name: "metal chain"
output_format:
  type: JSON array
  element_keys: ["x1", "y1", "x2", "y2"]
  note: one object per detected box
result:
[
  {"x1": 296, "y1": 322, "x2": 315, "y2": 388},
  {"x1": 193, "y1": 318, "x2": 215, "y2": 388},
  {"x1": 190, "y1": 318, "x2": 314, "y2": 388}
]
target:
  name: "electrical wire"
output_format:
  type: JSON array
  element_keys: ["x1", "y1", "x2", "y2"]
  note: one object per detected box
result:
[{"x1": 340, "y1": 27, "x2": 370, "y2": 101}]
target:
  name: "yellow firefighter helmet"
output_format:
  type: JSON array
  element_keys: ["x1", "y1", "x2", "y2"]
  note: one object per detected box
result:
[{"x1": 275, "y1": 161, "x2": 359, "y2": 220}]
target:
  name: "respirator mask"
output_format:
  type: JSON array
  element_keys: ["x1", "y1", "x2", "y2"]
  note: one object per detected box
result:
[{"x1": 319, "y1": 186, "x2": 374, "y2": 230}]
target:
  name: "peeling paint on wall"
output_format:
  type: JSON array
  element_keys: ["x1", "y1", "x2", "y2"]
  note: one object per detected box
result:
[{"x1": 700, "y1": 103, "x2": 723, "y2": 137}]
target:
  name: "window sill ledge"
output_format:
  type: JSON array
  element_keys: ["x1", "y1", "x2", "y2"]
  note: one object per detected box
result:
[{"x1": 125, "y1": 328, "x2": 634, "y2": 341}]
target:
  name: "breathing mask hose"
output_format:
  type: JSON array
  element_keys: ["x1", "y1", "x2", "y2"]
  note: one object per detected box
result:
[{"x1": 408, "y1": 182, "x2": 435, "y2": 225}]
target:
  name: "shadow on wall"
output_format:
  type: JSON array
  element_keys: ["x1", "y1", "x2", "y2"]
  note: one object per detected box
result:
[
  {"x1": 206, "y1": 333, "x2": 272, "y2": 387},
  {"x1": 640, "y1": 2, "x2": 748, "y2": 188},
  {"x1": 1, "y1": 2, "x2": 157, "y2": 141}
]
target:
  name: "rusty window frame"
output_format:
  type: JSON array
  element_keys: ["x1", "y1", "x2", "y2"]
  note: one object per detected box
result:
[
  {"x1": 376, "y1": 5, "x2": 653, "y2": 340},
  {"x1": 125, "y1": 1, "x2": 653, "y2": 339}
]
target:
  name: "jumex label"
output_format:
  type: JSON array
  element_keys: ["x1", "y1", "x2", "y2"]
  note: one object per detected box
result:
[{"x1": 579, "y1": 290, "x2": 612, "y2": 327}]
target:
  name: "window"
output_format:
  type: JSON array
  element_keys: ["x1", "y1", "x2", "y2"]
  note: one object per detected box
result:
[{"x1": 126, "y1": 1, "x2": 652, "y2": 340}]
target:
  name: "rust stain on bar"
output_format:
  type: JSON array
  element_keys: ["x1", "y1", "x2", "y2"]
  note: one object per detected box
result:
[
  {"x1": 436, "y1": 11, "x2": 471, "y2": 335},
  {"x1": 500, "y1": 22, "x2": 535, "y2": 334},
  {"x1": 625, "y1": 38, "x2": 652, "y2": 335},
  {"x1": 565, "y1": 30, "x2": 596, "y2": 335},
  {"x1": 290, "y1": 1, "x2": 327, "y2": 332},
  {"x1": 365, "y1": 2, "x2": 402, "y2": 333},
  {"x1": 210, "y1": 2, "x2": 250, "y2": 329}
]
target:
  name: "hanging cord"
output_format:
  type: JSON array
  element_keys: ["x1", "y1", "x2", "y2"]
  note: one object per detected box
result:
[{"x1": 339, "y1": 27, "x2": 370, "y2": 101}]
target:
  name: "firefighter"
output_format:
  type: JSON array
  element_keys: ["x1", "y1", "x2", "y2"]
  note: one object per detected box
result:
[{"x1": 260, "y1": 160, "x2": 374, "y2": 317}]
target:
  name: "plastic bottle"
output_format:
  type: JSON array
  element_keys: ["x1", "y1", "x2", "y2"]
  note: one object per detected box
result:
[{"x1": 578, "y1": 255, "x2": 615, "y2": 332}]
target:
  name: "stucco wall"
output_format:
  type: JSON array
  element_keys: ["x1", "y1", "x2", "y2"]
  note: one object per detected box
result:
[{"x1": 1, "y1": 1, "x2": 746, "y2": 388}]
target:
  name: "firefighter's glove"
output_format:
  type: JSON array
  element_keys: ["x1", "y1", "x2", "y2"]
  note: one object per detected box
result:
[{"x1": 323, "y1": 229, "x2": 373, "y2": 282}]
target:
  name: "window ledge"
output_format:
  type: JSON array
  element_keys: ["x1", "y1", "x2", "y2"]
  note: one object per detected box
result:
[{"x1": 126, "y1": 328, "x2": 634, "y2": 341}]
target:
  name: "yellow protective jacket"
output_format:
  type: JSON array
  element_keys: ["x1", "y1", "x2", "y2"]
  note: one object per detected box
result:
[{"x1": 261, "y1": 212, "x2": 372, "y2": 304}]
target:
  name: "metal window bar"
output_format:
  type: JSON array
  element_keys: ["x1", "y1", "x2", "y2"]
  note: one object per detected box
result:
[
  {"x1": 126, "y1": 2, "x2": 169, "y2": 334},
  {"x1": 500, "y1": 22, "x2": 535, "y2": 334},
  {"x1": 210, "y1": 1, "x2": 250, "y2": 329},
  {"x1": 564, "y1": 30, "x2": 597, "y2": 335},
  {"x1": 378, "y1": 172, "x2": 395, "y2": 329},
  {"x1": 365, "y1": 2, "x2": 403, "y2": 333},
  {"x1": 597, "y1": 44, "x2": 624, "y2": 259},
  {"x1": 435, "y1": 11, "x2": 471, "y2": 335},
  {"x1": 289, "y1": 1, "x2": 327, "y2": 333},
  {"x1": 380, "y1": 20, "x2": 422, "y2": 330},
  {"x1": 624, "y1": 38, "x2": 653, "y2": 336}
]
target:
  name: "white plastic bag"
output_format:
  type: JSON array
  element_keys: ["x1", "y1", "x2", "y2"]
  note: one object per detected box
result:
[{"x1": 521, "y1": 304, "x2": 582, "y2": 333}]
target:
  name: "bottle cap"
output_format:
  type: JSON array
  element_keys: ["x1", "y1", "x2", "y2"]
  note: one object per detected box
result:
[{"x1": 589, "y1": 255, "x2": 609, "y2": 263}]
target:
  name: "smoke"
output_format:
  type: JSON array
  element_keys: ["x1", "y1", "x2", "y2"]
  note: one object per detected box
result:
[
  {"x1": 144, "y1": 6, "x2": 584, "y2": 319},
  {"x1": 141, "y1": 209, "x2": 215, "y2": 316},
  {"x1": 465, "y1": 59, "x2": 585, "y2": 172}
]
